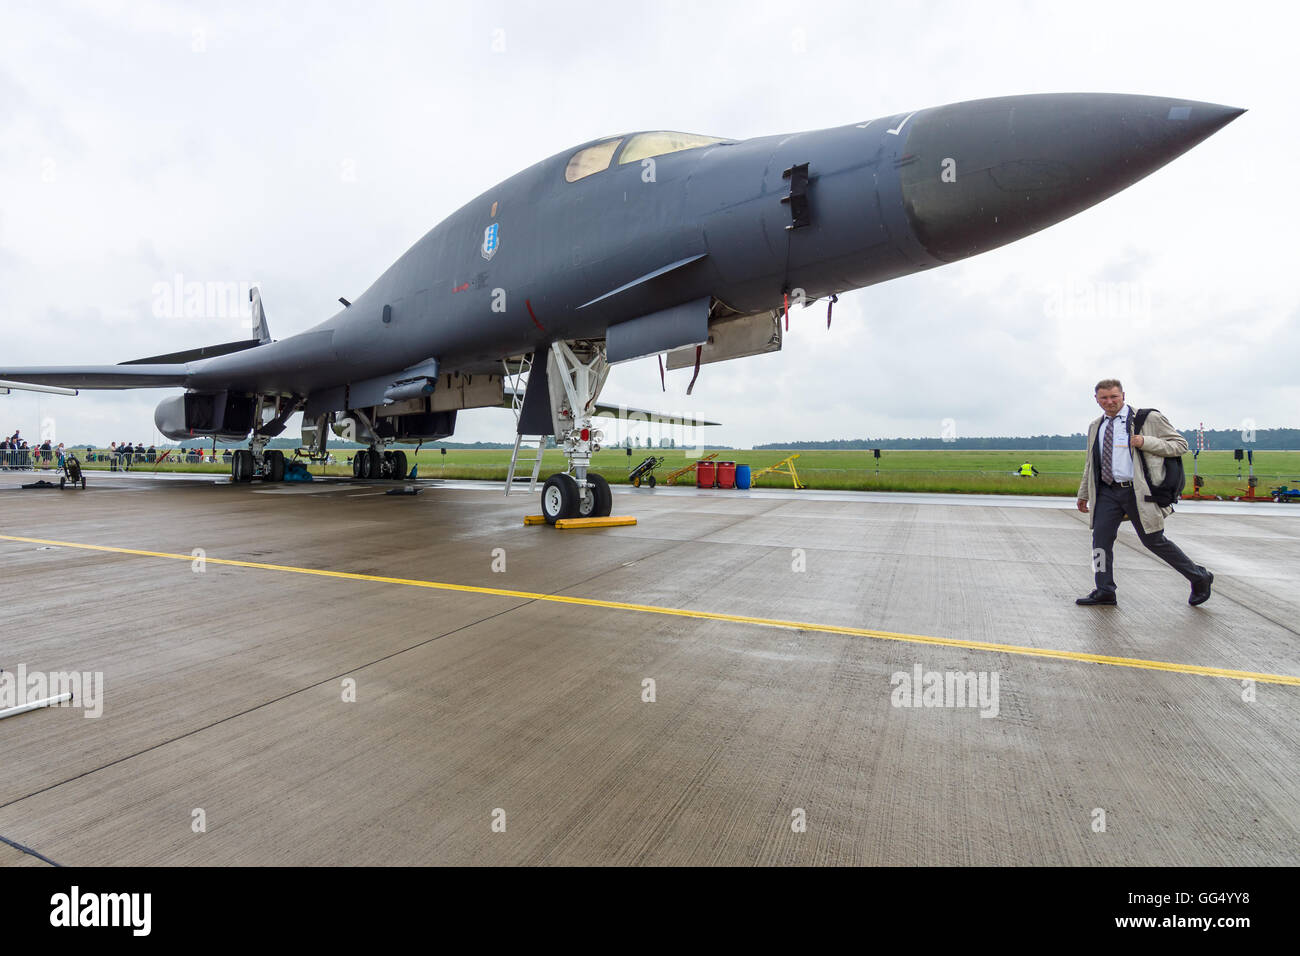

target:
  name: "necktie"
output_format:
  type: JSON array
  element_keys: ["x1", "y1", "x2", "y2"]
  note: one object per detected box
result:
[{"x1": 1101, "y1": 416, "x2": 1115, "y2": 484}]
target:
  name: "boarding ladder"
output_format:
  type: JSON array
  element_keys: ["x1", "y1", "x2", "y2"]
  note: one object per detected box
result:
[
  {"x1": 503, "y1": 354, "x2": 546, "y2": 496},
  {"x1": 751, "y1": 453, "x2": 806, "y2": 489}
]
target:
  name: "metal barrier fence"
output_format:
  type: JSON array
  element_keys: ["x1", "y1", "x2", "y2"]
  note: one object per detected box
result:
[
  {"x1": 1, "y1": 448, "x2": 105, "y2": 471},
  {"x1": 83, "y1": 449, "x2": 227, "y2": 468},
  {"x1": 0, "y1": 448, "x2": 37, "y2": 470},
  {"x1": 0, "y1": 449, "x2": 186, "y2": 470}
]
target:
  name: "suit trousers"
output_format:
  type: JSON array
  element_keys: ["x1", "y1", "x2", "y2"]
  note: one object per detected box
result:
[{"x1": 1092, "y1": 481, "x2": 1203, "y2": 594}]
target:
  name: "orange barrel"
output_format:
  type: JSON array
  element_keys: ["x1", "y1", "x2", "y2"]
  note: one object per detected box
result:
[
  {"x1": 716, "y1": 461, "x2": 737, "y2": 489},
  {"x1": 696, "y1": 460, "x2": 716, "y2": 488}
]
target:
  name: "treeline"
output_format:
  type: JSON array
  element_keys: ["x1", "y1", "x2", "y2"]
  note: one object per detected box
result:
[{"x1": 756, "y1": 428, "x2": 1300, "y2": 451}]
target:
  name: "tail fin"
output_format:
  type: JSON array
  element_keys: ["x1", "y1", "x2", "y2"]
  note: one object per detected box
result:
[{"x1": 250, "y1": 287, "x2": 272, "y2": 344}]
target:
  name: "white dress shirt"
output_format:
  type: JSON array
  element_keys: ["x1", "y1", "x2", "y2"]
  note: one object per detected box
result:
[{"x1": 1099, "y1": 404, "x2": 1134, "y2": 482}]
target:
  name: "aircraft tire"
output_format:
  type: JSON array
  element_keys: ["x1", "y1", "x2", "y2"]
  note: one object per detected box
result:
[
  {"x1": 586, "y1": 473, "x2": 612, "y2": 517},
  {"x1": 576, "y1": 480, "x2": 596, "y2": 518},
  {"x1": 367, "y1": 449, "x2": 383, "y2": 479},
  {"x1": 353, "y1": 450, "x2": 367, "y2": 479},
  {"x1": 233, "y1": 450, "x2": 254, "y2": 483},
  {"x1": 541, "y1": 473, "x2": 578, "y2": 525},
  {"x1": 392, "y1": 450, "x2": 408, "y2": 479},
  {"x1": 265, "y1": 450, "x2": 285, "y2": 483}
]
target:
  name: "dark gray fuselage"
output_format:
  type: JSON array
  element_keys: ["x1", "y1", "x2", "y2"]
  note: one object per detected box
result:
[
  {"x1": 3, "y1": 93, "x2": 1243, "y2": 409},
  {"x1": 186, "y1": 107, "x2": 944, "y2": 396}
]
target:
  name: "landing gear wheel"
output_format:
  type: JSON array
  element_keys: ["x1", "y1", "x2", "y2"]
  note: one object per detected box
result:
[
  {"x1": 265, "y1": 450, "x2": 285, "y2": 483},
  {"x1": 647, "y1": 475, "x2": 656, "y2": 488},
  {"x1": 392, "y1": 450, "x2": 408, "y2": 479},
  {"x1": 541, "y1": 473, "x2": 579, "y2": 525},
  {"x1": 353, "y1": 450, "x2": 368, "y2": 479},
  {"x1": 367, "y1": 449, "x2": 383, "y2": 479},
  {"x1": 232, "y1": 449, "x2": 254, "y2": 483},
  {"x1": 576, "y1": 473, "x2": 612, "y2": 518}
]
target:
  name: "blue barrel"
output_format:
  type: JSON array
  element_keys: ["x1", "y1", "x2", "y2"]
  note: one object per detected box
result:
[{"x1": 735, "y1": 464, "x2": 752, "y2": 489}]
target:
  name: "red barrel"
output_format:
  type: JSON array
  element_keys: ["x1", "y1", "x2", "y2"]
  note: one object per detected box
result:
[
  {"x1": 696, "y1": 460, "x2": 716, "y2": 488},
  {"x1": 716, "y1": 461, "x2": 737, "y2": 489}
]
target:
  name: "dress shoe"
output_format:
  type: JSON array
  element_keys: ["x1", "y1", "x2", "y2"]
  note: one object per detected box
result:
[
  {"x1": 1189, "y1": 570, "x2": 1214, "y2": 606},
  {"x1": 1076, "y1": 590, "x2": 1117, "y2": 606}
]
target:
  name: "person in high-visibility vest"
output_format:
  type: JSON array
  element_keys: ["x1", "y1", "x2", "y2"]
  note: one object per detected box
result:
[{"x1": 1018, "y1": 461, "x2": 1039, "y2": 477}]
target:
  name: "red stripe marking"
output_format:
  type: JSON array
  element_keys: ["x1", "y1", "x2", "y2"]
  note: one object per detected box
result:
[{"x1": 525, "y1": 299, "x2": 546, "y2": 332}]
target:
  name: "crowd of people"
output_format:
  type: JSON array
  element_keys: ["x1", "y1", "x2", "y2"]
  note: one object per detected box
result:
[
  {"x1": 0, "y1": 432, "x2": 71, "y2": 470},
  {"x1": 102, "y1": 442, "x2": 157, "y2": 471},
  {"x1": 0, "y1": 431, "x2": 34, "y2": 469},
  {"x1": 0, "y1": 431, "x2": 170, "y2": 471},
  {"x1": 2, "y1": 435, "x2": 287, "y2": 472}
]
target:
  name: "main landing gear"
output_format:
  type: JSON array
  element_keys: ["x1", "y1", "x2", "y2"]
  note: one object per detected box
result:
[
  {"x1": 231, "y1": 395, "x2": 301, "y2": 483},
  {"x1": 230, "y1": 444, "x2": 286, "y2": 483},
  {"x1": 538, "y1": 341, "x2": 614, "y2": 524},
  {"x1": 351, "y1": 447, "x2": 408, "y2": 480}
]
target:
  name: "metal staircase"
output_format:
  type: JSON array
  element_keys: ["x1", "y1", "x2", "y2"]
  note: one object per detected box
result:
[{"x1": 503, "y1": 353, "x2": 546, "y2": 496}]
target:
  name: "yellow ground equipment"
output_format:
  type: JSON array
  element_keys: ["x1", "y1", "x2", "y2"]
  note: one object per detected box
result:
[
  {"x1": 751, "y1": 454, "x2": 806, "y2": 489},
  {"x1": 524, "y1": 515, "x2": 637, "y2": 528}
]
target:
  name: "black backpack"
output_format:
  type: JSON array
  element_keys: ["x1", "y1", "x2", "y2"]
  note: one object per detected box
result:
[{"x1": 1132, "y1": 408, "x2": 1186, "y2": 507}]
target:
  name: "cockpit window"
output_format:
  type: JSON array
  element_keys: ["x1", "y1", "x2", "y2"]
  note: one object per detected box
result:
[
  {"x1": 618, "y1": 131, "x2": 731, "y2": 165},
  {"x1": 565, "y1": 138, "x2": 623, "y2": 182}
]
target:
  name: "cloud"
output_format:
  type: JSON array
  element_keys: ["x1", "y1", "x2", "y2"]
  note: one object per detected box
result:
[{"x1": 0, "y1": 0, "x2": 1290, "y2": 446}]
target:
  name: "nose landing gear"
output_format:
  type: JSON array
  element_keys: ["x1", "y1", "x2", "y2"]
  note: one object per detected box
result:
[{"x1": 538, "y1": 341, "x2": 614, "y2": 524}]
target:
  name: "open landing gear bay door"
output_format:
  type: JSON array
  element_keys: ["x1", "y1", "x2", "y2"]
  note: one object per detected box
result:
[
  {"x1": 665, "y1": 308, "x2": 782, "y2": 370},
  {"x1": 606, "y1": 297, "x2": 710, "y2": 365}
]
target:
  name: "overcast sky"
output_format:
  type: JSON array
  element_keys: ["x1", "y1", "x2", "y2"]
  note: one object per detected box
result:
[{"x1": 1, "y1": 0, "x2": 1294, "y2": 448}]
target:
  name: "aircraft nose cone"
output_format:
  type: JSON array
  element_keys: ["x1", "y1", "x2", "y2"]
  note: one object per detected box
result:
[{"x1": 898, "y1": 93, "x2": 1245, "y2": 262}]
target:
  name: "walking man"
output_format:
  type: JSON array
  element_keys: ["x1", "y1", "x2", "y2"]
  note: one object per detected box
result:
[{"x1": 1076, "y1": 379, "x2": 1213, "y2": 606}]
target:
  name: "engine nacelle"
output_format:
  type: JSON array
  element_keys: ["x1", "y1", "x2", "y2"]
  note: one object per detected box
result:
[{"x1": 155, "y1": 391, "x2": 255, "y2": 441}]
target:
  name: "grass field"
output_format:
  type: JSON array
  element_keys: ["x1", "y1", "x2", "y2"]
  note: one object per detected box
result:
[{"x1": 46, "y1": 447, "x2": 1300, "y2": 498}]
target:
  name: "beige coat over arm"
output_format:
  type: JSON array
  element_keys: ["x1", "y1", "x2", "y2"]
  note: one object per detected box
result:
[{"x1": 1078, "y1": 408, "x2": 1188, "y2": 534}]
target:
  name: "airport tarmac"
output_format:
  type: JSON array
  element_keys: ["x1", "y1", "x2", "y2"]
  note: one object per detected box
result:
[{"x1": 1, "y1": 470, "x2": 1297, "y2": 866}]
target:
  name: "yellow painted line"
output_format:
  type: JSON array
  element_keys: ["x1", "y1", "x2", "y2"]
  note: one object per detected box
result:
[
  {"x1": 555, "y1": 516, "x2": 637, "y2": 529},
  {"x1": 3, "y1": 533, "x2": 1297, "y2": 687}
]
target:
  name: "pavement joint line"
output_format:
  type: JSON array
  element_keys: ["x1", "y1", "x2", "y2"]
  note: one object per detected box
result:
[
  {"x1": 0, "y1": 833, "x2": 61, "y2": 866},
  {"x1": 0, "y1": 598, "x2": 534, "y2": 813},
  {"x1": 3, "y1": 532, "x2": 1297, "y2": 687}
]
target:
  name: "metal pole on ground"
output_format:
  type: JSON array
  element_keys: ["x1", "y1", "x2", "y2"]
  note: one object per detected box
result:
[{"x1": 0, "y1": 691, "x2": 73, "y2": 720}]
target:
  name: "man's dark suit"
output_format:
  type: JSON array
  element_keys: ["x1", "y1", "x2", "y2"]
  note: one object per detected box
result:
[{"x1": 1081, "y1": 406, "x2": 1206, "y2": 598}]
